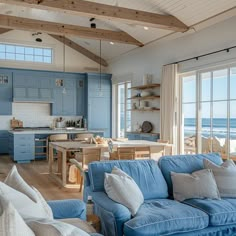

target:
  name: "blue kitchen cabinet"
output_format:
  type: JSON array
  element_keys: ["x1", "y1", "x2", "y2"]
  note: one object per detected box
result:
[
  {"x1": 126, "y1": 132, "x2": 160, "y2": 141},
  {"x1": 51, "y1": 87, "x2": 76, "y2": 116},
  {"x1": 86, "y1": 73, "x2": 112, "y2": 137},
  {"x1": 77, "y1": 77, "x2": 85, "y2": 116},
  {"x1": 0, "y1": 69, "x2": 12, "y2": 115},
  {"x1": 8, "y1": 133, "x2": 34, "y2": 163},
  {"x1": 0, "y1": 131, "x2": 9, "y2": 154},
  {"x1": 13, "y1": 70, "x2": 54, "y2": 102}
]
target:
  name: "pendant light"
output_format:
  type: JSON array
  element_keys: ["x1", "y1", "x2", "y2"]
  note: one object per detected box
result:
[
  {"x1": 62, "y1": 35, "x2": 66, "y2": 94},
  {"x1": 99, "y1": 39, "x2": 103, "y2": 96}
]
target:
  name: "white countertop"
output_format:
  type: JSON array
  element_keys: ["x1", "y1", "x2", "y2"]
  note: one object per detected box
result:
[{"x1": 8, "y1": 128, "x2": 104, "y2": 135}]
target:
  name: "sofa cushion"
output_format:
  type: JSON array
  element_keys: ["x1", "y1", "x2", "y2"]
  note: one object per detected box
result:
[
  {"x1": 0, "y1": 195, "x2": 35, "y2": 236},
  {"x1": 88, "y1": 160, "x2": 168, "y2": 200},
  {"x1": 124, "y1": 199, "x2": 209, "y2": 236},
  {"x1": 26, "y1": 218, "x2": 90, "y2": 236},
  {"x1": 158, "y1": 153, "x2": 222, "y2": 196},
  {"x1": 204, "y1": 159, "x2": 236, "y2": 197},
  {"x1": 171, "y1": 169, "x2": 221, "y2": 201},
  {"x1": 104, "y1": 167, "x2": 144, "y2": 216},
  {"x1": 184, "y1": 198, "x2": 236, "y2": 226}
]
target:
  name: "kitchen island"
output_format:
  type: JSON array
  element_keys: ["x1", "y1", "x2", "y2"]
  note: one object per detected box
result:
[{"x1": 8, "y1": 129, "x2": 104, "y2": 163}]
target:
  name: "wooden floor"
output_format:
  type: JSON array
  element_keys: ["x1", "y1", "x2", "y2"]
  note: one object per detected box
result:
[{"x1": 0, "y1": 155, "x2": 83, "y2": 201}]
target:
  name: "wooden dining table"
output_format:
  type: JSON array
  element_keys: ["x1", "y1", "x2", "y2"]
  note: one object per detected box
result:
[{"x1": 48, "y1": 140, "x2": 172, "y2": 188}]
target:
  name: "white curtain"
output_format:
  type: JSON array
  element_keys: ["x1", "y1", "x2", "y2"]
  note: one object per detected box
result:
[{"x1": 160, "y1": 64, "x2": 178, "y2": 153}]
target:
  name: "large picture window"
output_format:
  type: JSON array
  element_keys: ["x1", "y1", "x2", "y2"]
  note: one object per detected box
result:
[
  {"x1": 180, "y1": 65, "x2": 236, "y2": 159},
  {"x1": 0, "y1": 43, "x2": 53, "y2": 64}
]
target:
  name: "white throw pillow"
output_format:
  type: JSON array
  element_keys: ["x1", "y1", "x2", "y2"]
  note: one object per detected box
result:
[
  {"x1": 104, "y1": 166, "x2": 144, "y2": 216},
  {"x1": 26, "y1": 218, "x2": 90, "y2": 236},
  {"x1": 0, "y1": 195, "x2": 35, "y2": 236},
  {"x1": 1, "y1": 165, "x2": 53, "y2": 220},
  {"x1": 204, "y1": 159, "x2": 236, "y2": 197},
  {"x1": 171, "y1": 169, "x2": 221, "y2": 201}
]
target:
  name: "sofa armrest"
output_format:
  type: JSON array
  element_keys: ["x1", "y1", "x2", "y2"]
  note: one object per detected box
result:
[
  {"x1": 91, "y1": 192, "x2": 131, "y2": 236},
  {"x1": 47, "y1": 199, "x2": 86, "y2": 220}
]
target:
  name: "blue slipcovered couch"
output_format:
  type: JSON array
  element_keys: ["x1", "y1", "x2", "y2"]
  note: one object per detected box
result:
[
  {"x1": 47, "y1": 199, "x2": 101, "y2": 236},
  {"x1": 84, "y1": 153, "x2": 236, "y2": 236}
]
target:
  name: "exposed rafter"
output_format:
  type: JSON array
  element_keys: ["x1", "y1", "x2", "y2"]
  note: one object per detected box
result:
[
  {"x1": 50, "y1": 34, "x2": 108, "y2": 67},
  {"x1": 3, "y1": 0, "x2": 189, "y2": 32},
  {"x1": 0, "y1": 14, "x2": 144, "y2": 46},
  {"x1": 0, "y1": 28, "x2": 12, "y2": 34}
]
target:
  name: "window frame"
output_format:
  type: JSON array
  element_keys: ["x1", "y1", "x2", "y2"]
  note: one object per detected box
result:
[{"x1": 0, "y1": 42, "x2": 53, "y2": 64}]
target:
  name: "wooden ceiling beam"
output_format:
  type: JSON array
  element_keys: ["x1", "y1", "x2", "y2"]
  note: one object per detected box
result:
[
  {"x1": 0, "y1": 28, "x2": 12, "y2": 34},
  {"x1": 0, "y1": 14, "x2": 143, "y2": 46},
  {"x1": 50, "y1": 34, "x2": 108, "y2": 67},
  {"x1": 3, "y1": 0, "x2": 189, "y2": 32}
]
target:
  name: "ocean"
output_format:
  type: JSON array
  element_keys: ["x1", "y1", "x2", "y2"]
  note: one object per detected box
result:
[{"x1": 184, "y1": 118, "x2": 236, "y2": 139}]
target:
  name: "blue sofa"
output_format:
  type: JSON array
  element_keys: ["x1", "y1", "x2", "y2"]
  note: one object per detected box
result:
[
  {"x1": 84, "y1": 153, "x2": 236, "y2": 236},
  {"x1": 47, "y1": 199, "x2": 101, "y2": 236}
]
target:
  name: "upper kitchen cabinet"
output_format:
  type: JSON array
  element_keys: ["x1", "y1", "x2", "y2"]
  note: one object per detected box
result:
[
  {"x1": 51, "y1": 73, "x2": 82, "y2": 116},
  {"x1": 13, "y1": 70, "x2": 53, "y2": 102},
  {"x1": 86, "y1": 73, "x2": 112, "y2": 137},
  {"x1": 76, "y1": 74, "x2": 86, "y2": 116},
  {"x1": 0, "y1": 69, "x2": 13, "y2": 115}
]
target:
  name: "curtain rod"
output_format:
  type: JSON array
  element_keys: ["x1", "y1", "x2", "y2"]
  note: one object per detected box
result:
[{"x1": 165, "y1": 45, "x2": 236, "y2": 66}]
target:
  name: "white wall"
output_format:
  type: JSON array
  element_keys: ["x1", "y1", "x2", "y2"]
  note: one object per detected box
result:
[
  {"x1": 0, "y1": 103, "x2": 80, "y2": 130},
  {"x1": 0, "y1": 30, "x2": 100, "y2": 73},
  {"x1": 109, "y1": 16, "x2": 236, "y2": 135}
]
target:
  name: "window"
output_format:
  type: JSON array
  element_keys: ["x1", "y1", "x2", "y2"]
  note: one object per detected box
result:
[
  {"x1": 180, "y1": 64, "x2": 236, "y2": 159},
  {"x1": 117, "y1": 82, "x2": 131, "y2": 137},
  {"x1": 0, "y1": 43, "x2": 52, "y2": 64}
]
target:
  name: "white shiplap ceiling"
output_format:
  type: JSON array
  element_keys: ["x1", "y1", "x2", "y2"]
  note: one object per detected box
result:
[{"x1": 0, "y1": 0, "x2": 235, "y2": 61}]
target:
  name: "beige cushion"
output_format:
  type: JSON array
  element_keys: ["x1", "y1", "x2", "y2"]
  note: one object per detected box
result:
[
  {"x1": 26, "y1": 218, "x2": 90, "y2": 236},
  {"x1": 104, "y1": 166, "x2": 144, "y2": 216},
  {"x1": 0, "y1": 195, "x2": 35, "y2": 236},
  {"x1": 204, "y1": 159, "x2": 236, "y2": 197},
  {"x1": 1, "y1": 165, "x2": 53, "y2": 220},
  {"x1": 171, "y1": 169, "x2": 221, "y2": 201}
]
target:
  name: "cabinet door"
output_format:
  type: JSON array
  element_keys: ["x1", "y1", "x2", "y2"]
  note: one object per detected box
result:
[
  {"x1": 77, "y1": 79, "x2": 85, "y2": 116},
  {"x1": 27, "y1": 88, "x2": 39, "y2": 99},
  {"x1": 0, "y1": 70, "x2": 12, "y2": 115},
  {"x1": 63, "y1": 88, "x2": 76, "y2": 115},
  {"x1": 88, "y1": 97, "x2": 110, "y2": 137},
  {"x1": 51, "y1": 88, "x2": 63, "y2": 115},
  {"x1": 13, "y1": 87, "x2": 27, "y2": 99},
  {"x1": 0, "y1": 131, "x2": 9, "y2": 154},
  {"x1": 40, "y1": 88, "x2": 52, "y2": 100}
]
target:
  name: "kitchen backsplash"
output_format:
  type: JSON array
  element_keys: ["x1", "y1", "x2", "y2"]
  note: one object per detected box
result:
[{"x1": 0, "y1": 103, "x2": 82, "y2": 130}]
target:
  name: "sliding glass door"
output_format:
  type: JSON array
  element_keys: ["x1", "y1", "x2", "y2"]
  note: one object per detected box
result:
[{"x1": 180, "y1": 65, "x2": 236, "y2": 159}]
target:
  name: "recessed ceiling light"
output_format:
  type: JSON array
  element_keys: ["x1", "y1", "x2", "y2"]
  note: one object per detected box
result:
[
  {"x1": 144, "y1": 26, "x2": 149, "y2": 30},
  {"x1": 110, "y1": 42, "x2": 114, "y2": 45}
]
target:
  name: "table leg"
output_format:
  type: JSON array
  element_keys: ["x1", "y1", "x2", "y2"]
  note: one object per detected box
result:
[
  {"x1": 49, "y1": 144, "x2": 54, "y2": 173},
  {"x1": 62, "y1": 150, "x2": 67, "y2": 186}
]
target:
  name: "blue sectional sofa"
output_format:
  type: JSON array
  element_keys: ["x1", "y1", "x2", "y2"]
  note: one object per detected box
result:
[{"x1": 84, "y1": 153, "x2": 236, "y2": 236}]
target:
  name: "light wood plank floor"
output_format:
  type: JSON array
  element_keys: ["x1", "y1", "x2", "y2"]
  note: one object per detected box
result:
[{"x1": 0, "y1": 155, "x2": 83, "y2": 201}]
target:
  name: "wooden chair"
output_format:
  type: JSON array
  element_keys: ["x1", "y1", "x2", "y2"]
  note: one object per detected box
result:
[
  {"x1": 135, "y1": 146, "x2": 151, "y2": 159},
  {"x1": 74, "y1": 133, "x2": 94, "y2": 141},
  {"x1": 73, "y1": 148, "x2": 101, "y2": 192},
  {"x1": 109, "y1": 147, "x2": 136, "y2": 160},
  {"x1": 47, "y1": 134, "x2": 68, "y2": 174},
  {"x1": 117, "y1": 147, "x2": 136, "y2": 160}
]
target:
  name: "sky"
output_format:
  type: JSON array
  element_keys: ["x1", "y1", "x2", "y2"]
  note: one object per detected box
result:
[{"x1": 183, "y1": 67, "x2": 236, "y2": 119}]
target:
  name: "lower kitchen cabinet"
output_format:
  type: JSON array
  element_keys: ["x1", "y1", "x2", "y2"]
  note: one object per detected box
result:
[
  {"x1": 126, "y1": 132, "x2": 160, "y2": 141},
  {"x1": 9, "y1": 133, "x2": 35, "y2": 163},
  {"x1": 0, "y1": 131, "x2": 9, "y2": 154}
]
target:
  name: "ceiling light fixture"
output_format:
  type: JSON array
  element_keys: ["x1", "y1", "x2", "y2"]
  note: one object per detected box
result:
[
  {"x1": 110, "y1": 42, "x2": 114, "y2": 45},
  {"x1": 144, "y1": 26, "x2": 149, "y2": 30}
]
